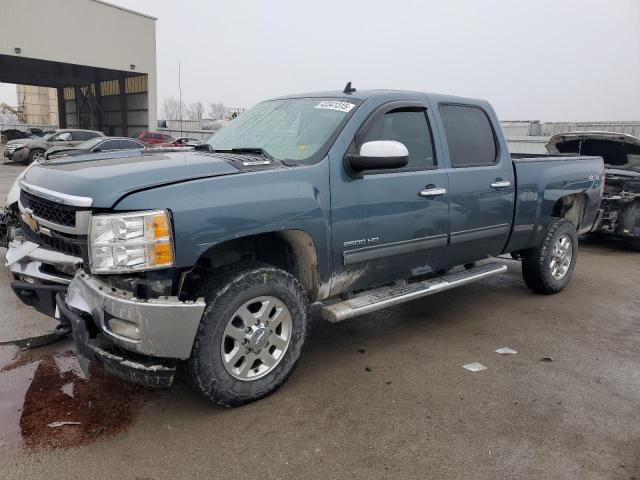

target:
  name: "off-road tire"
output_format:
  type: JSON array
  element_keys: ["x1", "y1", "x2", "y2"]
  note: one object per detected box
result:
[
  {"x1": 27, "y1": 148, "x2": 45, "y2": 164},
  {"x1": 188, "y1": 262, "x2": 309, "y2": 406},
  {"x1": 521, "y1": 218, "x2": 578, "y2": 294}
]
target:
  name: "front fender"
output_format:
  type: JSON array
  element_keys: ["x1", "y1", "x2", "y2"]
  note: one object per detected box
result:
[{"x1": 113, "y1": 162, "x2": 332, "y2": 281}]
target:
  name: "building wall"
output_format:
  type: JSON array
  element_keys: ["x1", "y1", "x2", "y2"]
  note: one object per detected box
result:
[
  {"x1": 0, "y1": 0, "x2": 157, "y2": 129},
  {"x1": 16, "y1": 85, "x2": 58, "y2": 126}
]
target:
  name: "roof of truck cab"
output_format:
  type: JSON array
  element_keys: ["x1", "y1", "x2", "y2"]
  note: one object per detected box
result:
[{"x1": 271, "y1": 89, "x2": 491, "y2": 107}]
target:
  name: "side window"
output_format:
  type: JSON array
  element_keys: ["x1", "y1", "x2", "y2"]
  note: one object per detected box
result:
[
  {"x1": 362, "y1": 108, "x2": 435, "y2": 170},
  {"x1": 119, "y1": 140, "x2": 142, "y2": 149},
  {"x1": 152, "y1": 133, "x2": 163, "y2": 140},
  {"x1": 98, "y1": 140, "x2": 120, "y2": 150},
  {"x1": 53, "y1": 132, "x2": 72, "y2": 142},
  {"x1": 439, "y1": 105, "x2": 497, "y2": 167}
]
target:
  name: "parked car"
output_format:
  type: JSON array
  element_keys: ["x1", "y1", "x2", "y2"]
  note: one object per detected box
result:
[
  {"x1": 159, "y1": 137, "x2": 202, "y2": 147},
  {"x1": 135, "y1": 131, "x2": 175, "y2": 145},
  {"x1": 45, "y1": 137, "x2": 149, "y2": 159},
  {"x1": 0, "y1": 127, "x2": 48, "y2": 143},
  {"x1": 547, "y1": 131, "x2": 640, "y2": 250},
  {"x1": 4, "y1": 129, "x2": 105, "y2": 163},
  {"x1": 5, "y1": 88, "x2": 604, "y2": 406}
]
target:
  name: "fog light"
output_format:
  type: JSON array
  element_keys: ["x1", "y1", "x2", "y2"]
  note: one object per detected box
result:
[{"x1": 108, "y1": 318, "x2": 141, "y2": 341}]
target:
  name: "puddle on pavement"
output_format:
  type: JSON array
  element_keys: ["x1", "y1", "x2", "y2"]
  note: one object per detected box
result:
[{"x1": 0, "y1": 346, "x2": 151, "y2": 450}]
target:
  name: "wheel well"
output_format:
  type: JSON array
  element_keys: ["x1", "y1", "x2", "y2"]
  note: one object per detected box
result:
[
  {"x1": 187, "y1": 230, "x2": 320, "y2": 300},
  {"x1": 551, "y1": 193, "x2": 586, "y2": 229}
]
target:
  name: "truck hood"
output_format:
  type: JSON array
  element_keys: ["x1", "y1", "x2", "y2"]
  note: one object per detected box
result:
[
  {"x1": 22, "y1": 151, "x2": 241, "y2": 208},
  {"x1": 547, "y1": 131, "x2": 640, "y2": 172}
]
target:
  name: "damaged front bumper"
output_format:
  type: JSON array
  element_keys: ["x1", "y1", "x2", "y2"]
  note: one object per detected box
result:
[
  {"x1": 56, "y1": 295, "x2": 177, "y2": 387},
  {"x1": 59, "y1": 273, "x2": 205, "y2": 387},
  {"x1": 5, "y1": 239, "x2": 80, "y2": 317}
]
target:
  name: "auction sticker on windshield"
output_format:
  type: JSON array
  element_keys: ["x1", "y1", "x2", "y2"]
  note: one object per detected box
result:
[{"x1": 315, "y1": 101, "x2": 356, "y2": 113}]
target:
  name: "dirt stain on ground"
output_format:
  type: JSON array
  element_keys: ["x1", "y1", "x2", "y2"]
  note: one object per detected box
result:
[{"x1": 0, "y1": 348, "x2": 151, "y2": 450}]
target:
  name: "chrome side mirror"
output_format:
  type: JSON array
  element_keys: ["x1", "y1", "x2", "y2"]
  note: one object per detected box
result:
[{"x1": 345, "y1": 140, "x2": 409, "y2": 174}]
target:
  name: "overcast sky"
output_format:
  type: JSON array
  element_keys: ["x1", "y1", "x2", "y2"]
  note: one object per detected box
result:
[{"x1": 2, "y1": 0, "x2": 639, "y2": 121}]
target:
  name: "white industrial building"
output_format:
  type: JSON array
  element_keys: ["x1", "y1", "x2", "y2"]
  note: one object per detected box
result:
[{"x1": 0, "y1": 0, "x2": 157, "y2": 136}]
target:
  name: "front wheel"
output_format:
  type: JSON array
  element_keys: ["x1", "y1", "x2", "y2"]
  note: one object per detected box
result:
[
  {"x1": 188, "y1": 263, "x2": 309, "y2": 406},
  {"x1": 28, "y1": 149, "x2": 45, "y2": 164},
  {"x1": 521, "y1": 218, "x2": 578, "y2": 294}
]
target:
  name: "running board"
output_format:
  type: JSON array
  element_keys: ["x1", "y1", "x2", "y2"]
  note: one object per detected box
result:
[{"x1": 320, "y1": 262, "x2": 507, "y2": 323}]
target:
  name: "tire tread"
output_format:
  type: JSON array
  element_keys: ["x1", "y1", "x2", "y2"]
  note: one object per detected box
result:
[{"x1": 521, "y1": 218, "x2": 578, "y2": 294}]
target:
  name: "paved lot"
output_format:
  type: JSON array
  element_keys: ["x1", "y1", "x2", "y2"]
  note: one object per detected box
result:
[{"x1": 0, "y1": 163, "x2": 638, "y2": 479}]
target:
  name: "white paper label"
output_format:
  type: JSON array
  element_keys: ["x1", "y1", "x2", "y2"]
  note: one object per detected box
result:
[{"x1": 315, "y1": 101, "x2": 355, "y2": 113}]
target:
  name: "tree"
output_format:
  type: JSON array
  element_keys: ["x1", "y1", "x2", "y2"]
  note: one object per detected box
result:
[
  {"x1": 186, "y1": 101, "x2": 205, "y2": 120},
  {"x1": 208, "y1": 102, "x2": 227, "y2": 120},
  {"x1": 162, "y1": 97, "x2": 181, "y2": 120}
]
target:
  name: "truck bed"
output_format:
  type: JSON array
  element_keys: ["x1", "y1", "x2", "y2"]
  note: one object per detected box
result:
[{"x1": 505, "y1": 154, "x2": 604, "y2": 253}]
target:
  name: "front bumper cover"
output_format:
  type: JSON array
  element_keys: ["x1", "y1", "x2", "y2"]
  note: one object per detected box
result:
[
  {"x1": 65, "y1": 272, "x2": 206, "y2": 359},
  {"x1": 5, "y1": 239, "x2": 80, "y2": 316},
  {"x1": 11, "y1": 280, "x2": 68, "y2": 318},
  {"x1": 56, "y1": 294, "x2": 176, "y2": 387},
  {"x1": 10, "y1": 147, "x2": 29, "y2": 163}
]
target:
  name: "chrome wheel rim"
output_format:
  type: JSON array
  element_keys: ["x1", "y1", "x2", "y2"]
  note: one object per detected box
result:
[
  {"x1": 32, "y1": 151, "x2": 45, "y2": 162},
  {"x1": 220, "y1": 296, "x2": 292, "y2": 381},
  {"x1": 550, "y1": 234, "x2": 572, "y2": 280}
]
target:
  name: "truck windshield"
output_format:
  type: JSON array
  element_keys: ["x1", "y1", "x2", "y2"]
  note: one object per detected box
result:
[{"x1": 204, "y1": 98, "x2": 359, "y2": 163}]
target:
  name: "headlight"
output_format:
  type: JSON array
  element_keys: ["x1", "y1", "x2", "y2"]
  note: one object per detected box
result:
[
  {"x1": 11, "y1": 143, "x2": 26, "y2": 149},
  {"x1": 89, "y1": 210, "x2": 174, "y2": 274}
]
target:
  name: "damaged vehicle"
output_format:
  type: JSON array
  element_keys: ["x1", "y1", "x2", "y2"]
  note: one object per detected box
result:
[
  {"x1": 547, "y1": 131, "x2": 640, "y2": 250},
  {"x1": 7, "y1": 87, "x2": 604, "y2": 406}
]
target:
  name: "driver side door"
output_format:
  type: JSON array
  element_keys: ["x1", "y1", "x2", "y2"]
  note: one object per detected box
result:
[{"x1": 329, "y1": 101, "x2": 450, "y2": 296}]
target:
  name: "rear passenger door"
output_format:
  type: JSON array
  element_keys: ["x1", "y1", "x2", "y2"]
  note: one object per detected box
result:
[{"x1": 437, "y1": 104, "x2": 515, "y2": 266}]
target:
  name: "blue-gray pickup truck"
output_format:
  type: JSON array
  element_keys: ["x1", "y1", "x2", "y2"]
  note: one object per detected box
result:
[{"x1": 6, "y1": 87, "x2": 604, "y2": 406}]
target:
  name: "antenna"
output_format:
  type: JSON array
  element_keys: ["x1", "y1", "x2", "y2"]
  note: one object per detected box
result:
[
  {"x1": 178, "y1": 60, "x2": 183, "y2": 138},
  {"x1": 343, "y1": 82, "x2": 356, "y2": 94}
]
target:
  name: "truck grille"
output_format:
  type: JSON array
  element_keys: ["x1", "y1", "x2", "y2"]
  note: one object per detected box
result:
[
  {"x1": 20, "y1": 190, "x2": 77, "y2": 227},
  {"x1": 21, "y1": 218, "x2": 85, "y2": 257}
]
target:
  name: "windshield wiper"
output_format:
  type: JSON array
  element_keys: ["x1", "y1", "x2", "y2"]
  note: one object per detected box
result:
[{"x1": 215, "y1": 147, "x2": 274, "y2": 161}]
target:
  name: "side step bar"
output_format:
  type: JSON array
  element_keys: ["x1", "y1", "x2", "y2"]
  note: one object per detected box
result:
[{"x1": 321, "y1": 262, "x2": 507, "y2": 323}]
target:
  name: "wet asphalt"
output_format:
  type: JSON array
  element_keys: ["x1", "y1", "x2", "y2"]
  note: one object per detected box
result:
[{"x1": 0, "y1": 161, "x2": 639, "y2": 479}]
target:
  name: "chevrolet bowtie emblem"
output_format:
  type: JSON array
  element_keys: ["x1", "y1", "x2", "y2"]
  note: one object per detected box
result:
[{"x1": 21, "y1": 211, "x2": 39, "y2": 233}]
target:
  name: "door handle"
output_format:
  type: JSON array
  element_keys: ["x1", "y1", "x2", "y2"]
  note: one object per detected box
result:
[
  {"x1": 419, "y1": 187, "x2": 447, "y2": 197},
  {"x1": 490, "y1": 180, "x2": 511, "y2": 189}
]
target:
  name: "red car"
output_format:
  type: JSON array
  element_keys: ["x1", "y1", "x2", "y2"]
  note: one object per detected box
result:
[
  {"x1": 135, "y1": 131, "x2": 175, "y2": 145},
  {"x1": 159, "y1": 137, "x2": 202, "y2": 148}
]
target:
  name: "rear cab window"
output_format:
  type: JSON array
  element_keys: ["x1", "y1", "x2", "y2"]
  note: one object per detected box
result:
[{"x1": 439, "y1": 104, "x2": 498, "y2": 167}]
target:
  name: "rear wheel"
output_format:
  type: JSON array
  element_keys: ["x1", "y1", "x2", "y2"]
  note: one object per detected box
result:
[
  {"x1": 629, "y1": 239, "x2": 640, "y2": 252},
  {"x1": 521, "y1": 218, "x2": 578, "y2": 294},
  {"x1": 188, "y1": 263, "x2": 309, "y2": 406}
]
